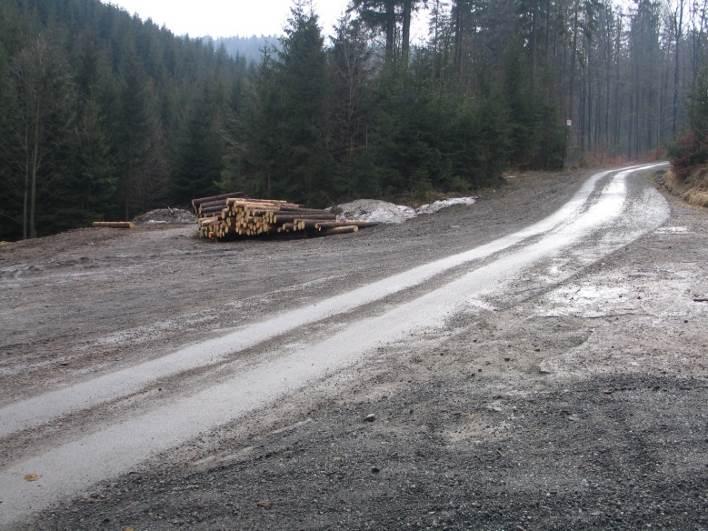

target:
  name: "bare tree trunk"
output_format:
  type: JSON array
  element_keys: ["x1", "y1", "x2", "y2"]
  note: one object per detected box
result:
[
  {"x1": 634, "y1": 60, "x2": 640, "y2": 156},
  {"x1": 545, "y1": 0, "x2": 551, "y2": 64},
  {"x1": 454, "y1": 1, "x2": 464, "y2": 79},
  {"x1": 23, "y1": 126, "x2": 29, "y2": 240},
  {"x1": 431, "y1": 0, "x2": 440, "y2": 80},
  {"x1": 567, "y1": 0, "x2": 580, "y2": 160},
  {"x1": 691, "y1": 0, "x2": 708, "y2": 88},
  {"x1": 584, "y1": 28, "x2": 592, "y2": 153},
  {"x1": 672, "y1": 0, "x2": 685, "y2": 137},
  {"x1": 614, "y1": 14, "x2": 622, "y2": 151},
  {"x1": 124, "y1": 160, "x2": 131, "y2": 221},
  {"x1": 530, "y1": 2, "x2": 538, "y2": 88},
  {"x1": 385, "y1": 0, "x2": 396, "y2": 64},
  {"x1": 30, "y1": 96, "x2": 41, "y2": 239},
  {"x1": 658, "y1": 51, "x2": 665, "y2": 147},
  {"x1": 601, "y1": 4, "x2": 611, "y2": 152},
  {"x1": 402, "y1": 0, "x2": 412, "y2": 68},
  {"x1": 605, "y1": 16, "x2": 611, "y2": 152}
]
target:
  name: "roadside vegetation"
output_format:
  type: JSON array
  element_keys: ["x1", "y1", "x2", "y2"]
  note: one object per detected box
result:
[
  {"x1": 0, "y1": 0, "x2": 706, "y2": 241},
  {"x1": 668, "y1": 67, "x2": 708, "y2": 206}
]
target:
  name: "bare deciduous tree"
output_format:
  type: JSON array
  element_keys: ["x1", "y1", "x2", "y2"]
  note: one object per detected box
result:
[{"x1": 11, "y1": 35, "x2": 74, "y2": 239}]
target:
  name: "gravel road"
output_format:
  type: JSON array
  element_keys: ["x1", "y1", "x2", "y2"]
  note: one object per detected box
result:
[{"x1": 0, "y1": 164, "x2": 706, "y2": 530}]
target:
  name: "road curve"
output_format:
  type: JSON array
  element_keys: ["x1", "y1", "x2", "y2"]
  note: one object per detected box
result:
[
  {"x1": 0, "y1": 163, "x2": 651, "y2": 437},
  {"x1": 0, "y1": 163, "x2": 669, "y2": 528}
]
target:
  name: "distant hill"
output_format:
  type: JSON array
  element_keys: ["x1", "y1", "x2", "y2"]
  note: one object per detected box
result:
[{"x1": 202, "y1": 36, "x2": 279, "y2": 63}]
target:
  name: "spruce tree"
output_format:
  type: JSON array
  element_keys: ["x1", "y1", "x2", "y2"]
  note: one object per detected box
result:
[
  {"x1": 172, "y1": 87, "x2": 224, "y2": 204},
  {"x1": 275, "y1": 1, "x2": 331, "y2": 204}
]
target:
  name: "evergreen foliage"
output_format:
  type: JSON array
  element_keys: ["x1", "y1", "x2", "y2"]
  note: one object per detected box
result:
[
  {"x1": 670, "y1": 67, "x2": 708, "y2": 178},
  {"x1": 0, "y1": 0, "x2": 705, "y2": 240}
]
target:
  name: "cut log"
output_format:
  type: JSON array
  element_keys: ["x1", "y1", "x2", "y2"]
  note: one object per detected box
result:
[
  {"x1": 197, "y1": 199, "x2": 231, "y2": 211},
  {"x1": 199, "y1": 205, "x2": 231, "y2": 215},
  {"x1": 315, "y1": 221, "x2": 379, "y2": 230},
  {"x1": 277, "y1": 207, "x2": 336, "y2": 215},
  {"x1": 323, "y1": 225, "x2": 359, "y2": 235},
  {"x1": 227, "y1": 198, "x2": 300, "y2": 209},
  {"x1": 274, "y1": 213, "x2": 337, "y2": 223},
  {"x1": 192, "y1": 191, "x2": 245, "y2": 209},
  {"x1": 92, "y1": 221, "x2": 134, "y2": 229},
  {"x1": 199, "y1": 216, "x2": 219, "y2": 227}
]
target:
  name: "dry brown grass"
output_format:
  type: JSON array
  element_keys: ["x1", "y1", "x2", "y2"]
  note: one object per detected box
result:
[{"x1": 664, "y1": 165, "x2": 708, "y2": 208}]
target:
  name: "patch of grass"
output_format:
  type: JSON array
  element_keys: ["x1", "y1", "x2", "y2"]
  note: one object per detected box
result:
[
  {"x1": 685, "y1": 188, "x2": 708, "y2": 207},
  {"x1": 663, "y1": 166, "x2": 708, "y2": 207}
]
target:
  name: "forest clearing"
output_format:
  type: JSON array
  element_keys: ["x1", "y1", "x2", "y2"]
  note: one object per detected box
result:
[
  {"x1": 0, "y1": 0, "x2": 706, "y2": 528},
  {"x1": 1, "y1": 166, "x2": 707, "y2": 529}
]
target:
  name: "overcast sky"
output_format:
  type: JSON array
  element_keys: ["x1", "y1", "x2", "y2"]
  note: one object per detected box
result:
[{"x1": 103, "y1": 0, "x2": 429, "y2": 39}]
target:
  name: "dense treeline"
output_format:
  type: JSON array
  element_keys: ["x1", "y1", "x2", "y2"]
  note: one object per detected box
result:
[
  {"x1": 0, "y1": 0, "x2": 705, "y2": 241},
  {"x1": 0, "y1": 0, "x2": 247, "y2": 239},
  {"x1": 669, "y1": 65, "x2": 708, "y2": 177},
  {"x1": 231, "y1": 1, "x2": 566, "y2": 206}
]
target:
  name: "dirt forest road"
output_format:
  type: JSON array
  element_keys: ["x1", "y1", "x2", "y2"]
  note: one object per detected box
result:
[{"x1": 1, "y1": 163, "x2": 706, "y2": 529}]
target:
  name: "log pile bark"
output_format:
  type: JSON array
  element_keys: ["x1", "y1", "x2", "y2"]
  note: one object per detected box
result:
[{"x1": 191, "y1": 192, "x2": 376, "y2": 241}]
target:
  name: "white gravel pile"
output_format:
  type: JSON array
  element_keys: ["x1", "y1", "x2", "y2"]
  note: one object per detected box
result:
[
  {"x1": 334, "y1": 196, "x2": 478, "y2": 224},
  {"x1": 416, "y1": 196, "x2": 477, "y2": 215},
  {"x1": 133, "y1": 208, "x2": 196, "y2": 225},
  {"x1": 334, "y1": 199, "x2": 416, "y2": 224}
]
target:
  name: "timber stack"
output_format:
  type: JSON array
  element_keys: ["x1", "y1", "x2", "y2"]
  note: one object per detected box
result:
[{"x1": 191, "y1": 192, "x2": 376, "y2": 241}]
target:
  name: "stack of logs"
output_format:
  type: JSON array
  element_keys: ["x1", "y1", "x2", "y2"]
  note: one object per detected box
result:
[{"x1": 192, "y1": 192, "x2": 375, "y2": 241}]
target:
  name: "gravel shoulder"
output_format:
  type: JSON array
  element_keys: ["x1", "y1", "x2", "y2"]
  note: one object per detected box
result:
[{"x1": 15, "y1": 170, "x2": 708, "y2": 530}]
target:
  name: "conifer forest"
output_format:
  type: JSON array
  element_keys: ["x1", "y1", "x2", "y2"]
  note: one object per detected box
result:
[{"x1": 0, "y1": 0, "x2": 706, "y2": 240}]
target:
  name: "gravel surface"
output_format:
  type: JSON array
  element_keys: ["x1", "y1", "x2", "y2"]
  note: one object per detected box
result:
[
  {"x1": 0, "y1": 170, "x2": 585, "y2": 404},
  {"x1": 2, "y1": 167, "x2": 706, "y2": 530},
  {"x1": 133, "y1": 208, "x2": 196, "y2": 225}
]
